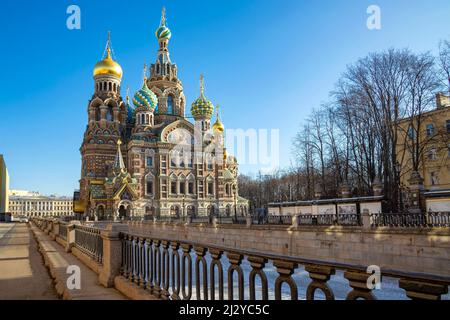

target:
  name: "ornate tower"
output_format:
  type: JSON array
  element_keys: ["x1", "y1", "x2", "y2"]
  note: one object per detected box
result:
[
  {"x1": 191, "y1": 74, "x2": 214, "y2": 133},
  {"x1": 78, "y1": 33, "x2": 126, "y2": 213},
  {"x1": 148, "y1": 7, "x2": 186, "y2": 123},
  {"x1": 132, "y1": 65, "x2": 158, "y2": 134}
]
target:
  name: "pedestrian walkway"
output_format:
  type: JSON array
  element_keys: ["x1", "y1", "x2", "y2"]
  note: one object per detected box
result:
[
  {"x1": 30, "y1": 223, "x2": 127, "y2": 300},
  {"x1": 0, "y1": 223, "x2": 58, "y2": 300}
]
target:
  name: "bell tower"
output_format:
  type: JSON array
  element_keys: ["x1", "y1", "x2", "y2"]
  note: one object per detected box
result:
[
  {"x1": 148, "y1": 7, "x2": 186, "y2": 123},
  {"x1": 78, "y1": 33, "x2": 126, "y2": 213}
]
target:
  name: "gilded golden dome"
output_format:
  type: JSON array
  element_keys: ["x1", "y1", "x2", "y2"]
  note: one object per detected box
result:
[
  {"x1": 93, "y1": 47, "x2": 123, "y2": 79},
  {"x1": 212, "y1": 105, "x2": 224, "y2": 133},
  {"x1": 213, "y1": 117, "x2": 224, "y2": 133}
]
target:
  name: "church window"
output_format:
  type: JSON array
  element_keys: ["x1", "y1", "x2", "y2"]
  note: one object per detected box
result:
[
  {"x1": 146, "y1": 180, "x2": 154, "y2": 195},
  {"x1": 208, "y1": 182, "x2": 214, "y2": 195},
  {"x1": 171, "y1": 181, "x2": 177, "y2": 194},
  {"x1": 95, "y1": 108, "x2": 101, "y2": 121},
  {"x1": 106, "y1": 107, "x2": 114, "y2": 121},
  {"x1": 167, "y1": 95, "x2": 174, "y2": 114},
  {"x1": 146, "y1": 156, "x2": 153, "y2": 167},
  {"x1": 179, "y1": 182, "x2": 186, "y2": 195},
  {"x1": 188, "y1": 181, "x2": 194, "y2": 194}
]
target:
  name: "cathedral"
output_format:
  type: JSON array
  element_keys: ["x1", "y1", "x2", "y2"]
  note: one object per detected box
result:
[{"x1": 74, "y1": 9, "x2": 248, "y2": 220}]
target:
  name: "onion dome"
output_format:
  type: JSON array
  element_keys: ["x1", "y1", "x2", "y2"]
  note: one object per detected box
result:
[
  {"x1": 133, "y1": 82, "x2": 158, "y2": 111},
  {"x1": 191, "y1": 75, "x2": 214, "y2": 119},
  {"x1": 212, "y1": 106, "x2": 225, "y2": 133},
  {"x1": 156, "y1": 7, "x2": 172, "y2": 41},
  {"x1": 93, "y1": 34, "x2": 123, "y2": 79}
]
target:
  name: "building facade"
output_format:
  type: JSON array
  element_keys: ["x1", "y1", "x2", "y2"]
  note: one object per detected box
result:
[
  {"x1": 0, "y1": 155, "x2": 9, "y2": 213},
  {"x1": 75, "y1": 9, "x2": 248, "y2": 220},
  {"x1": 9, "y1": 192, "x2": 73, "y2": 217},
  {"x1": 397, "y1": 92, "x2": 450, "y2": 191}
]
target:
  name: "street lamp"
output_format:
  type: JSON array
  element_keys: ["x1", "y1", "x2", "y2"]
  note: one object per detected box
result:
[{"x1": 395, "y1": 162, "x2": 403, "y2": 212}]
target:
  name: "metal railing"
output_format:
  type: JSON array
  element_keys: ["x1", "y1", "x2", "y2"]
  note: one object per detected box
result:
[
  {"x1": 58, "y1": 222, "x2": 68, "y2": 240},
  {"x1": 370, "y1": 212, "x2": 450, "y2": 228},
  {"x1": 266, "y1": 215, "x2": 293, "y2": 225},
  {"x1": 74, "y1": 225, "x2": 103, "y2": 263},
  {"x1": 119, "y1": 233, "x2": 450, "y2": 300}
]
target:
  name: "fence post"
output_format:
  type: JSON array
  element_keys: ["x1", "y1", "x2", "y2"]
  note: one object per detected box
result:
[
  {"x1": 99, "y1": 224, "x2": 129, "y2": 288},
  {"x1": 46, "y1": 220, "x2": 53, "y2": 235},
  {"x1": 246, "y1": 215, "x2": 252, "y2": 227},
  {"x1": 292, "y1": 214, "x2": 299, "y2": 228},
  {"x1": 66, "y1": 221, "x2": 81, "y2": 253},
  {"x1": 50, "y1": 220, "x2": 59, "y2": 241},
  {"x1": 361, "y1": 209, "x2": 371, "y2": 229}
]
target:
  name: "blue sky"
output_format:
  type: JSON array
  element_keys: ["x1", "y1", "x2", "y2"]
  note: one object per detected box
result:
[{"x1": 1, "y1": 0, "x2": 450, "y2": 196}]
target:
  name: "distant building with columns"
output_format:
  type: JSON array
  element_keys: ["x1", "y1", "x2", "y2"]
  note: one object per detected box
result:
[{"x1": 8, "y1": 191, "x2": 73, "y2": 217}]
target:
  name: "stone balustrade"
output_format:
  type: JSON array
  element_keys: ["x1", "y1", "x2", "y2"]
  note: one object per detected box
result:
[{"x1": 29, "y1": 216, "x2": 450, "y2": 300}]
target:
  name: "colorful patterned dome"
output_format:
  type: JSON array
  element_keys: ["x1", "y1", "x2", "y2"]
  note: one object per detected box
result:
[
  {"x1": 191, "y1": 75, "x2": 214, "y2": 119},
  {"x1": 156, "y1": 25, "x2": 172, "y2": 41},
  {"x1": 133, "y1": 82, "x2": 158, "y2": 111},
  {"x1": 156, "y1": 7, "x2": 172, "y2": 41}
]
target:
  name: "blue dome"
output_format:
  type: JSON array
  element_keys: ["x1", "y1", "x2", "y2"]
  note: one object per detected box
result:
[{"x1": 133, "y1": 83, "x2": 158, "y2": 111}]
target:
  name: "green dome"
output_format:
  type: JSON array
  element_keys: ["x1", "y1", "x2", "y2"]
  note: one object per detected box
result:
[
  {"x1": 191, "y1": 75, "x2": 214, "y2": 119},
  {"x1": 191, "y1": 95, "x2": 214, "y2": 119},
  {"x1": 133, "y1": 83, "x2": 158, "y2": 111}
]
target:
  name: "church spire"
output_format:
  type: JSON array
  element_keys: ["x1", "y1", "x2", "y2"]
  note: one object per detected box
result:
[{"x1": 114, "y1": 139, "x2": 126, "y2": 174}]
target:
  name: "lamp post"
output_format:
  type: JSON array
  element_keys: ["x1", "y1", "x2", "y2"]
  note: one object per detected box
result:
[{"x1": 395, "y1": 162, "x2": 403, "y2": 212}]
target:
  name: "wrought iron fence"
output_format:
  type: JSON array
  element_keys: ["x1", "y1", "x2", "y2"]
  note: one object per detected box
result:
[
  {"x1": 74, "y1": 225, "x2": 103, "y2": 263},
  {"x1": 266, "y1": 215, "x2": 292, "y2": 225},
  {"x1": 119, "y1": 233, "x2": 450, "y2": 300},
  {"x1": 370, "y1": 212, "x2": 450, "y2": 228},
  {"x1": 58, "y1": 222, "x2": 68, "y2": 240}
]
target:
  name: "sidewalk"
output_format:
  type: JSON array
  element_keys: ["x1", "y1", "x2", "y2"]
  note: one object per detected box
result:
[
  {"x1": 30, "y1": 223, "x2": 127, "y2": 300},
  {"x1": 0, "y1": 223, "x2": 58, "y2": 300}
]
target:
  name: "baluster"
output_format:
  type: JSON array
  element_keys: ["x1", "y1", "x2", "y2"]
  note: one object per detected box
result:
[
  {"x1": 127, "y1": 235, "x2": 132, "y2": 281},
  {"x1": 399, "y1": 278, "x2": 449, "y2": 300},
  {"x1": 305, "y1": 265, "x2": 335, "y2": 300},
  {"x1": 181, "y1": 244, "x2": 193, "y2": 300},
  {"x1": 146, "y1": 239, "x2": 154, "y2": 294},
  {"x1": 120, "y1": 233, "x2": 125, "y2": 276},
  {"x1": 227, "y1": 252, "x2": 244, "y2": 300},
  {"x1": 139, "y1": 237, "x2": 146, "y2": 288},
  {"x1": 161, "y1": 241, "x2": 171, "y2": 300},
  {"x1": 248, "y1": 256, "x2": 268, "y2": 300},
  {"x1": 171, "y1": 242, "x2": 181, "y2": 300},
  {"x1": 153, "y1": 240, "x2": 162, "y2": 298},
  {"x1": 130, "y1": 237, "x2": 136, "y2": 283},
  {"x1": 194, "y1": 246, "x2": 208, "y2": 300},
  {"x1": 344, "y1": 270, "x2": 377, "y2": 300},
  {"x1": 209, "y1": 248, "x2": 224, "y2": 300},
  {"x1": 273, "y1": 260, "x2": 298, "y2": 300}
]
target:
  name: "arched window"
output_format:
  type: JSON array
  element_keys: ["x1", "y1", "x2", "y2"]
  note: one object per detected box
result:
[
  {"x1": 95, "y1": 107, "x2": 101, "y2": 121},
  {"x1": 146, "y1": 180, "x2": 154, "y2": 195},
  {"x1": 106, "y1": 106, "x2": 114, "y2": 121},
  {"x1": 167, "y1": 95, "x2": 174, "y2": 114}
]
